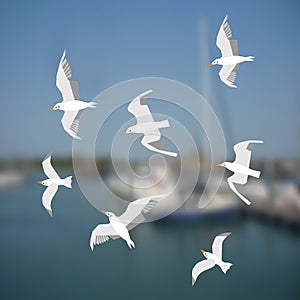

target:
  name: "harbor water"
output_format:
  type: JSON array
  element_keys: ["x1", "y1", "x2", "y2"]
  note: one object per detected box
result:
[{"x1": 0, "y1": 176, "x2": 299, "y2": 300}]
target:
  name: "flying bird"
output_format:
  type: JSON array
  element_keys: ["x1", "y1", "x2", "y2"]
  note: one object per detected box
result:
[
  {"x1": 37, "y1": 152, "x2": 72, "y2": 216},
  {"x1": 125, "y1": 90, "x2": 178, "y2": 157},
  {"x1": 90, "y1": 194, "x2": 166, "y2": 251},
  {"x1": 209, "y1": 15, "x2": 254, "y2": 88},
  {"x1": 192, "y1": 232, "x2": 232, "y2": 286},
  {"x1": 216, "y1": 140, "x2": 263, "y2": 205},
  {"x1": 51, "y1": 51, "x2": 96, "y2": 139}
]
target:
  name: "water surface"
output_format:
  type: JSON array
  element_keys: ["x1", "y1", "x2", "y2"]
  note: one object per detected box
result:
[{"x1": 0, "y1": 178, "x2": 299, "y2": 300}]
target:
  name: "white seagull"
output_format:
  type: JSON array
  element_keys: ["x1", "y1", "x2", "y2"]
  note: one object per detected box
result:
[
  {"x1": 37, "y1": 152, "x2": 72, "y2": 216},
  {"x1": 90, "y1": 194, "x2": 166, "y2": 251},
  {"x1": 209, "y1": 15, "x2": 254, "y2": 88},
  {"x1": 216, "y1": 140, "x2": 263, "y2": 205},
  {"x1": 192, "y1": 232, "x2": 232, "y2": 286},
  {"x1": 51, "y1": 51, "x2": 96, "y2": 139},
  {"x1": 125, "y1": 90, "x2": 178, "y2": 157}
]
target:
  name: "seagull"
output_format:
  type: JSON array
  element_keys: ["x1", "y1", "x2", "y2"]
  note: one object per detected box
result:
[
  {"x1": 125, "y1": 90, "x2": 178, "y2": 157},
  {"x1": 209, "y1": 15, "x2": 254, "y2": 88},
  {"x1": 90, "y1": 194, "x2": 166, "y2": 251},
  {"x1": 192, "y1": 232, "x2": 232, "y2": 286},
  {"x1": 37, "y1": 152, "x2": 72, "y2": 216},
  {"x1": 51, "y1": 51, "x2": 96, "y2": 139},
  {"x1": 216, "y1": 140, "x2": 263, "y2": 205}
]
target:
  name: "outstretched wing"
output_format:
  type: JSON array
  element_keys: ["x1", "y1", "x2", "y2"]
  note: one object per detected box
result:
[
  {"x1": 219, "y1": 64, "x2": 238, "y2": 88},
  {"x1": 42, "y1": 184, "x2": 58, "y2": 217},
  {"x1": 89, "y1": 224, "x2": 119, "y2": 251},
  {"x1": 127, "y1": 90, "x2": 154, "y2": 124},
  {"x1": 192, "y1": 259, "x2": 215, "y2": 286},
  {"x1": 212, "y1": 232, "x2": 231, "y2": 260},
  {"x1": 61, "y1": 110, "x2": 82, "y2": 139},
  {"x1": 230, "y1": 40, "x2": 238, "y2": 56},
  {"x1": 141, "y1": 131, "x2": 178, "y2": 157},
  {"x1": 233, "y1": 140, "x2": 263, "y2": 167},
  {"x1": 216, "y1": 15, "x2": 236, "y2": 57},
  {"x1": 228, "y1": 177, "x2": 251, "y2": 205},
  {"x1": 42, "y1": 152, "x2": 60, "y2": 179},
  {"x1": 228, "y1": 172, "x2": 248, "y2": 186},
  {"x1": 56, "y1": 51, "x2": 79, "y2": 102},
  {"x1": 118, "y1": 195, "x2": 166, "y2": 227}
]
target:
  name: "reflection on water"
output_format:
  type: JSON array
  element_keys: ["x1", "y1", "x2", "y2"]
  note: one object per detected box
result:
[{"x1": 0, "y1": 177, "x2": 300, "y2": 300}]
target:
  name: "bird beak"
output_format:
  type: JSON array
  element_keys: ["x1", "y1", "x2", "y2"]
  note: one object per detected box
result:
[
  {"x1": 123, "y1": 131, "x2": 128, "y2": 135},
  {"x1": 200, "y1": 249, "x2": 206, "y2": 253},
  {"x1": 50, "y1": 108, "x2": 55, "y2": 112},
  {"x1": 209, "y1": 64, "x2": 213, "y2": 67},
  {"x1": 216, "y1": 163, "x2": 222, "y2": 167},
  {"x1": 100, "y1": 210, "x2": 107, "y2": 215},
  {"x1": 37, "y1": 181, "x2": 43, "y2": 185}
]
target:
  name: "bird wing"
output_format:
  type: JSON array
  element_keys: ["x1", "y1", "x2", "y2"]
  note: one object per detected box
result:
[
  {"x1": 141, "y1": 131, "x2": 178, "y2": 157},
  {"x1": 212, "y1": 232, "x2": 231, "y2": 260},
  {"x1": 89, "y1": 224, "x2": 119, "y2": 251},
  {"x1": 230, "y1": 40, "x2": 238, "y2": 56},
  {"x1": 228, "y1": 172, "x2": 248, "y2": 185},
  {"x1": 42, "y1": 184, "x2": 58, "y2": 217},
  {"x1": 233, "y1": 140, "x2": 263, "y2": 167},
  {"x1": 126, "y1": 214, "x2": 146, "y2": 231},
  {"x1": 141, "y1": 130, "x2": 161, "y2": 144},
  {"x1": 228, "y1": 176, "x2": 251, "y2": 205},
  {"x1": 119, "y1": 194, "x2": 166, "y2": 227},
  {"x1": 56, "y1": 51, "x2": 79, "y2": 102},
  {"x1": 219, "y1": 64, "x2": 238, "y2": 88},
  {"x1": 216, "y1": 15, "x2": 235, "y2": 57},
  {"x1": 42, "y1": 152, "x2": 60, "y2": 179},
  {"x1": 191, "y1": 259, "x2": 215, "y2": 286},
  {"x1": 127, "y1": 90, "x2": 154, "y2": 124},
  {"x1": 61, "y1": 110, "x2": 82, "y2": 139}
]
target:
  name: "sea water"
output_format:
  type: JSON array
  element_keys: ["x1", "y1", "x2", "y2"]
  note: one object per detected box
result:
[{"x1": 0, "y1": 174, "x2": 299, "y2": 300}]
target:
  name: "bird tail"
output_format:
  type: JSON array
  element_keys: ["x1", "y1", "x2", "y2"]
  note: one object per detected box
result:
[
  {"x1": 127, "y1": 239, "x2": 135, "y2": 249},
  {"x1": 220, "y1": 262, "x2": 233, "y2": 274},
  {"x1": 250, "y1": 169, "x2": 260, "y2": 178},
  {"x1": 63, "y1": 176, "x2": 72, "y2": 188},
  {"x1": 245, "y1": 56, "x2": 255, "y2": 61},
  {"x1": 157, "y1": 119, "x2": 170, "y2": 129},
  {"x1": 88, "y1": 101, "x2": 97, "y2": 108}
]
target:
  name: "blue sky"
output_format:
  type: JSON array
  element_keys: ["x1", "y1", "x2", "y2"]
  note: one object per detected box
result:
[{"x1": 0, "y1": 0, "x2": 299, "y2": 159}]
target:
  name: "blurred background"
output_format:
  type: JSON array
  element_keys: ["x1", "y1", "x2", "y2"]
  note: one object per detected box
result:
[{"x1": 1, "y1": 0, "x2": 300, "y2": 299}]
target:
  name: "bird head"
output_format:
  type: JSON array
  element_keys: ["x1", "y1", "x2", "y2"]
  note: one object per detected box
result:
[
  {"x1": 124, "y1": 126, "x2": 134, "y2": 135},
  {"x1": 200, "y1": 249, "x2": 209, "y2": 258},
  {"x1": 209, "y1": 59, "x2": 219, "y2": 66},
  {"x1": 100, "y1": 210, "x2": 116, "y2": 218},
  {"x1": 50, "y1": 103, "x2": 61, "y2": 112},
  {"x1": 37, "y1": 180, "x2": 46, "y2": 186}
]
